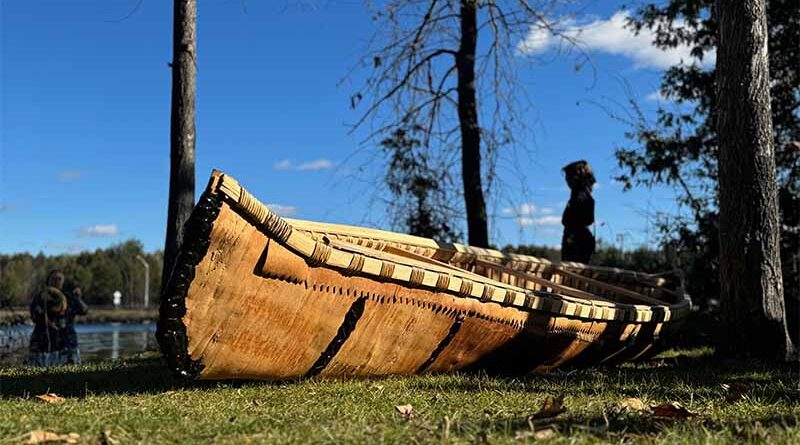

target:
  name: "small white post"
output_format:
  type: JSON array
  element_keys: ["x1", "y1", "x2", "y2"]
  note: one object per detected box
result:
[{"x1": 136, "y1": 255, "x2": 150, "y2": 309}]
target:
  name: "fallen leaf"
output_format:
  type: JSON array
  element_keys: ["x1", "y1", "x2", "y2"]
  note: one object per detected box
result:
[
  {"x1": 650, "y1": 402, "x2": 698, "y2": 419},
  {"x1": 34, "y1": 393, "x2": 65, "y2": 404},
  {"x1": 514, "y1": 430, "x2": 531, "y2": 440},
  {"x1": 618, "y1": 397, "x2": 647, "y2": 412},
  {"x1": 28, "y1": 431, "x2": 60, "y2": 444},
  {"x1": 531, "y1": 396, "x2": 566, "y2": 420},
  {"x1": 722, "y1": 382, "x2": 749, "y2": 402},
  {"x1": 97, "y1": 430, "x2": 120, "y2": 445},
  {"x1": 395, "y1": 404, "x2": 414, "y2": 419},
  {"x1": 515, "y1": 426, "x2": 558, "y2": 440},
  {"x1": 534, "y1": 427, "x2": 557, "y2": 440},
  {"x1": 27, "y1": 430, "x2": 79, "y2": 444}
]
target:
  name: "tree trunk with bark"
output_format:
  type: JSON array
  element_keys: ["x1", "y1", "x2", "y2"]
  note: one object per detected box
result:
[
  {"x1": 163, "y1": 0, "x2": 197, "y2": 290},
  {"x1": 456, "y1": 0, "x2": 489, "y2": 248},
  {"x1": 715, "y1": 0, "x2": 795, "y2": 360}
]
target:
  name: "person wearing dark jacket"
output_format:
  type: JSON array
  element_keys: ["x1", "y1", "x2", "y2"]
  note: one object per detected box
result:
[
  {"x1": 29, "y1": 270, "x2": 68, "y2": 367},
  {"x1": 561, "y1": 160, "x2": 596, "y2": 264},
  {"x1": 60, "y1": 284, "x2": 89, "y2": 364}
]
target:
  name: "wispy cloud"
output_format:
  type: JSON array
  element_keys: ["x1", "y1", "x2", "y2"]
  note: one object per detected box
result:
[
  {"x1": 79, "y1": 224, "x2": 119, "y2": 237},
  {"x1": 58, "y1": 170, "x2": 83, "y2": 181},
  {"x1": 0, "y1": 203, "x2": 13, "y2": 213},
  {"x1": 502, "y1": 202, "x2": 563, "y2": 227},
  {"x1": 273, "y1": 159, "x2": 292, "y2": 170},
  {"x1": 516, "y1": 215, "x2": 562, "y2": 227},
  {"x1": 501, "y1": 203, "x2": 537, "y2": 216},
  {"x1": 272, "y1": 159, "x2": 335, "y2": 171},
  {"x1": 517, "y1": 11, "x2": 715, "y2": 70},
  {"x1": 645, "y1": 90, "x2": 675, "y2": 102},
  {"x1": 266, "y1": 204, "x2": 297, "y2": 217},
  {"x1": 297, "y1": 159, "x2": 335, "y2": 171},
  {"x1": 43, "y1": 242, "x2": 88, "y2": 253}
]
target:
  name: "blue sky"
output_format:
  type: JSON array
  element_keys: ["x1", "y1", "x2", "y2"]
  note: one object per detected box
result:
[{"x1": 0, "y1": 1, "x2": 702, "y2": 255}]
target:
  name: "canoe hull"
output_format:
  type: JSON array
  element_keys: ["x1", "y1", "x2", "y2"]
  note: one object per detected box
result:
[{"x1": 158, "y1": 172, "x2": 681, "y2": 381}]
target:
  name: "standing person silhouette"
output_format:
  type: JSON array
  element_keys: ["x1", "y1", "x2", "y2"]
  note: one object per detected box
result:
[
  {"x1": 561, "y1": 160, "x2": 596, "y2": 264},
  {"x1": 29, "y1": 270, "x2": 68, "y2": 367},
  {"x1": 60, "y1": 283, "x2": 89, "y2": 364}
]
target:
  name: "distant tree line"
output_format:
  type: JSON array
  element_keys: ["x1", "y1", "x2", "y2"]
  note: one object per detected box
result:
[
  {"x1": 0, "y1": 240, "x2": 162, "y2": 308},
  {"x1": 503, "y1": 241, "x2": 673, "y2": 275}
]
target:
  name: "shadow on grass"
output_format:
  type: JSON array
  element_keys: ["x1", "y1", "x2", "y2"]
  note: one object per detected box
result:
[
  {"x1": 468, "y1": 396, "x2": 800, "y2": 443},
  {"x1": 479, "y1": 409, "x2": 799, "y2": 442},
  {"x1": 0, "y1": 357, "x2": 180, "y2": 398},
  {"x1": 410, "y1": 350, "x2": 799, "y2": 404},
  {"x1": 0, "y1": 354, "x2": 295, "y2": 399}
]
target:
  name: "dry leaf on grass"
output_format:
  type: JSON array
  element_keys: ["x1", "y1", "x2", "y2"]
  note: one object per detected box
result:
[
  {"x1": 618, "y1": 397, "x2": 647, "y2": 412},
  {"x1": 395, "y1": 404, "x2": 414, "y2": 419},
  {"x1": 650, "y1": 402, "x2": 698, "y2": 419},
  {"x1": 97, "y1": 430, "x2": 120, "y2": 445},
  {"x1": 34, "y1": 393, "x2": 65, "y2": 404},
  {"x1": 722, "y1": 382, "x2": 749, "y2": 402},
  {"x1": 27, "y1": 430, "x2": 80, "y2": 444},
  {"x1": 514, "y1": 426, "x2": 558, "y2": 440},
  {"x1": 531, "y1": 396, "x2": 566, "y2": 420}
]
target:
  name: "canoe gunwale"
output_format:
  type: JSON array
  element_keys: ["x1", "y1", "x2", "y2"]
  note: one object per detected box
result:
[{"x1": 208, "y1": 170, "x2": 690, "y2": 324}]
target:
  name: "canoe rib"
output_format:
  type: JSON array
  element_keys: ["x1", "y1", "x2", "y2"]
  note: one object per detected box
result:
[{"x1": 158, "y1": 170, "x2": 690, "y2": 380}]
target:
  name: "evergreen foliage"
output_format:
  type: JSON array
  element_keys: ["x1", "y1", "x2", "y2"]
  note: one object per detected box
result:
[{"x1": 0, "y1": 240, "x2": 161, "y2": 307}]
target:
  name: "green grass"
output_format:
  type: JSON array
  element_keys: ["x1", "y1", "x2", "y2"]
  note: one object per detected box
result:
[{"x1": 1, "y1": 348, "x2": 798, "y2": 444}]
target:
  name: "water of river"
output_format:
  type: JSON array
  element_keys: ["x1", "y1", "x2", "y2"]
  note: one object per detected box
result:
[{"x1": 0, "y1": 323, "x2": 157, "y2": 366}]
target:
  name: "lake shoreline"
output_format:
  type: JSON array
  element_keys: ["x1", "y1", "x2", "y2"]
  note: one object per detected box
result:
[{"x1": 0, "y1": 308, "x2": 158, "y2": 326}]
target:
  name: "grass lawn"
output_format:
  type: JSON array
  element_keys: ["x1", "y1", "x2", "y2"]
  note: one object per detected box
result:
[{"x1": 1, "y1": 348, "x2": 798, "y2": 444}]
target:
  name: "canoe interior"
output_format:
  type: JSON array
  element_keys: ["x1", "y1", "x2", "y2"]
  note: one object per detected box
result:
[{"x1": 157, "y1": 170, "x2": 690, "y2": 381}]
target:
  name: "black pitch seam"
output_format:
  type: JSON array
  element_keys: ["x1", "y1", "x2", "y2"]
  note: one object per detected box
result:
[
  {"x1": 416, "y1": 314, "x2": 465, "y2": 374},
  {"x1": 305, "y1": 296, "x2": 368, "y2": 377}
]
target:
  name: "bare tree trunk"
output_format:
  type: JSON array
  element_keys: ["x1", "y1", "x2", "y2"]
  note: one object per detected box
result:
[
  {"x1": 163, "y1": 0, "x2": 197, "y2": 291},
  {"x1": 456, "y1": 0, "x2": 489, "y2": 248},
  {"x1": 715, "y1": 0, "x2": 795, "y2": 361}
]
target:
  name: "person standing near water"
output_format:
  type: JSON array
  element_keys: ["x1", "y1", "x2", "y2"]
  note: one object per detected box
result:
[
  {"x1": 561, "y1": 160, "x2": 596, "y2": 264},
  {"x1": 60, "y1": 284, "x2": 89, "y2": 364},
  {"x1": 29, "y1": 270, "x2": 68, "y2": 367}
]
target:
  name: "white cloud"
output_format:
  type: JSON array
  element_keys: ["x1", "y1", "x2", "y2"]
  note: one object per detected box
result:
[
  {"x1": 517, "y1": 25, "x2": 552, "y2": 54},
  {"x1": 645, "y1": 90, "x2": 676, "y2": 102},
  {"x1": 273, "y1": 159, "x2": 292, "y2": 170},
  {"x1": 272, "y1": 158, "x2": 335, "y2": 171},
  {"x1": 79, "y1": 224, "x2": 119, "y2": 237},
  {"x1": 297, "y1": 159, "x2": 334, "y2": 171},
  {"x1": 58, "y1": 170, "x2": 82, "y2": 181},
  {"x1": 516, "y1": 215, "x2": 562, "y2": 227},
  {"x1": 502, "y1": 202, "x2": 536, "y2": 216},
  {"x1": 266, "y1": 204, "x2": 297, "y2": 217},
  {"x1": 504, "y1": 203, "x2": 563, "y2": 226},
  {"x1": 517, "y1": 11, "x2": 715, "y2": 70}
]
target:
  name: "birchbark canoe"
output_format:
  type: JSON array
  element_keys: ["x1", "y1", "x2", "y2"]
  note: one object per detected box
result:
[{"x1": 157, "y1": 170, "x2": 691, "y2": 380}]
